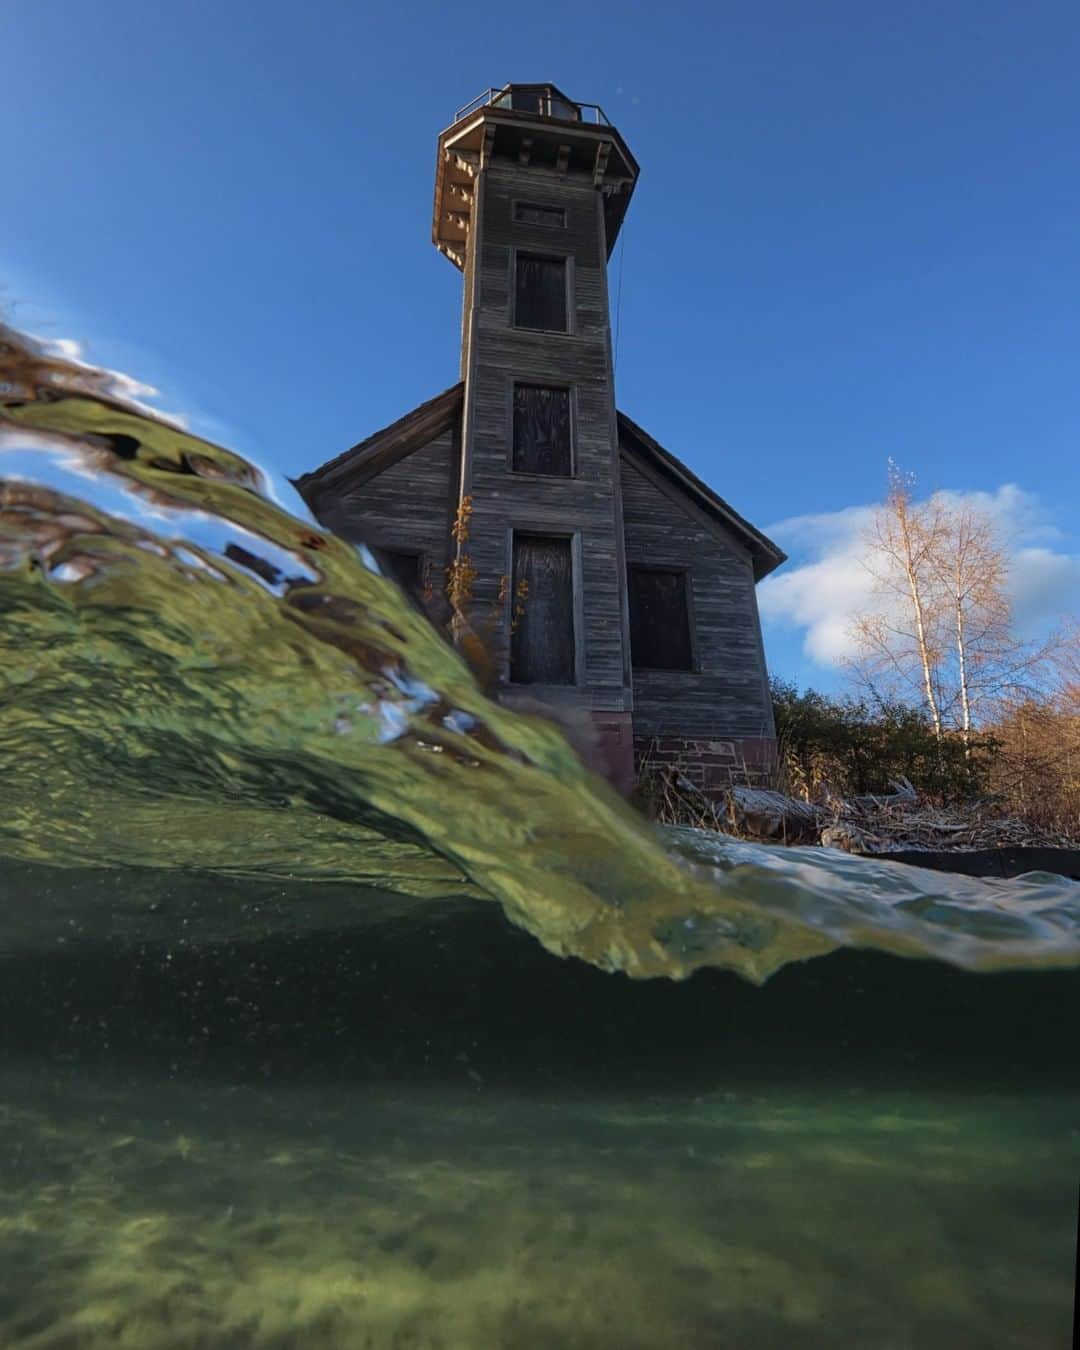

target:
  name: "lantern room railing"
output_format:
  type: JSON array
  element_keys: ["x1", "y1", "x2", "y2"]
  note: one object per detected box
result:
[{"x1": 455, "y1": 86, "x2": 611, "y2": 126}]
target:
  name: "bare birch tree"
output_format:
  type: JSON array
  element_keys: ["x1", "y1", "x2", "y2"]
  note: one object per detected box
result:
[
  {"x1": 851, "y1": 464, "x2": 1061, "y2": 740},
  {"x1": 849, "y1": 461, "x2": 949, "y2": 736},
  {"x1": 931, "y1": 503, "x2": 1010, "y2": 743},
  {"x1": 928, "y1": 502, "x2": 1063, "y2": 740}
]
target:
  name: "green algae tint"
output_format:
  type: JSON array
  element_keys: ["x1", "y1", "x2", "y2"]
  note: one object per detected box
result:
[{"x1": 1, "y1": 325, "x2": 1078, "y2": 1347}]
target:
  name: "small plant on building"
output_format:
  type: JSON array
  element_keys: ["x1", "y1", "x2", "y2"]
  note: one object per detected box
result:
[{"x1": 444, "y1": 494, "x2": 528, "y2": 687}]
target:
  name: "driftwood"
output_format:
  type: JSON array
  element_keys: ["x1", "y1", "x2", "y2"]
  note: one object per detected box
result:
[
  {"x1": 643, "y1": 763, "x2": 1076, "y2": 853},
  {"x1": 730, "y1": 776, "x2": 1075, "y2": 853},
  {"x1": 847, "y1": 777, "x2": 917, "y2": 810},
  {"x1": 725, "y1": 787, "x2": 824, "y2": 844},
  {"x1": 725, "y1": 776, "x2": 923, "y2": 846}
]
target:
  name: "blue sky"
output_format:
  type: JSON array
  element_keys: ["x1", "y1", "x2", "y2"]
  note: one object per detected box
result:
[{"x1": 4, "y1": 0, "x2": 1078, "y2": 689}]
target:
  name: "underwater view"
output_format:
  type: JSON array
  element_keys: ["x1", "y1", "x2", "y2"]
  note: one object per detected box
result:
[{"x1": 1, "y1": 325, "x2": 1078, "y2": 1347}]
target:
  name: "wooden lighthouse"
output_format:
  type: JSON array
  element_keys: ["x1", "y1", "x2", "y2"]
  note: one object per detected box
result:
[{"x1": 298, "y1": 85, "x2": 785, "y2": 794}]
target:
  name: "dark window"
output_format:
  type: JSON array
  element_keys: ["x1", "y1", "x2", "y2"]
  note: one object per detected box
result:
[
  {"x1": 377, "y1": 549, "x2": 424, "y2": 600},
  {"x1": 628, "y1": 567, "x2": 693, "y2": 670},
  {"x1": 508, "y1": 88, "x2": 544, "y2": 114},
  {"x1": 515, "y1": 254, "x2": 567, "y2": 332},
  {"x1": 510, "y1": 534, "x2": 575, "y2": 685},
  {"x1": 495, "y1": 87, "x2": 579, "y2": 120},
  {"x1": 514, "y1": 202, "x2": 566, "y2": 228},
  {"x1": 512, "y1": 385, "x2": 572, "y2": 476},
  {"x1": 546, "y1": 96, "x2": 578, "y2": 121}
]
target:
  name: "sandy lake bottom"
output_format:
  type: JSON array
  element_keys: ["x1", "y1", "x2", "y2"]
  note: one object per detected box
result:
[
  {"x1": 1, "y1": 898, "x2": 1077, "y2": 1350},
  {"x1": 0, "y1": 1070, "x2": 1077, "y2": 1350}
]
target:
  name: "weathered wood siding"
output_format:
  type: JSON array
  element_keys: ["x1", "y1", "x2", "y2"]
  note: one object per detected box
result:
[
  {"x1": 620, "y1": 452, "x2": 775, "y2": 739},
  {"x1": 304, "y1": 426, "x2": 458, "y2": 599},
  {"x1": 460, "y1": 160, "x2": 630, "y2": 711}
]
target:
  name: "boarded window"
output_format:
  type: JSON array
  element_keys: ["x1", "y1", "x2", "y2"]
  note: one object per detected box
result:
[
  {"x1": 510, "y1": 535, "x2": 575, "y2": 685},
  {"x1": 515, "y1": 254, "x2": 568, "y2": 332},
  {"x1": 514, "y1": 202, "x2": 566, "y2": 228},
  {"x1": 512, "y1": 385, "x2": 572, "y2": 476},
  {"x1": 628, "y1": 567, "x2": 693, "y2": 670},
  {"x1": 376, "y1": 548, "x2": 424, "y2": 600}
]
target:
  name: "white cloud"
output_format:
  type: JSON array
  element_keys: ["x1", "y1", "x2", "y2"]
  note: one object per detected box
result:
[
  {"x1": 1009, "y1": 547, "x2": 1080, "y2": 637},
  {"x1": 759, "y1": 485, "x2": 1080, "y2": 671}
]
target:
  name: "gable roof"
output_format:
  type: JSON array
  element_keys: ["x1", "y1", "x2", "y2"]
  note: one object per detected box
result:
[
  {"x1": 617, "y1": 410, "x2": 786, "y2": 581},
  {"x1": 293, "y1": 382, "x2": 463, "y2": 502},
  {"x1": 294, "y1": 384, "x2": 785, "y2": 582}
]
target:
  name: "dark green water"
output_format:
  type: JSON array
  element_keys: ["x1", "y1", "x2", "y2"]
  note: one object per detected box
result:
[
  {"x1": 2, "y1": 880, "x2": 1077, "y2": 1349},
  {"x1": 1, "y1": 325, "x2": 1077, "y2": 1346}
]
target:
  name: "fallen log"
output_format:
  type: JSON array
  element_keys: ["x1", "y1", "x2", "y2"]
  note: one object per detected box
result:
[{"x1": 726, "y1": 787, "x2": 824, "y2": 844}]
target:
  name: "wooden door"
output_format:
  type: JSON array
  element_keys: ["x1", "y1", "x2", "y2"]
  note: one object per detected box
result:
[{"x1": 510, "y1": 535, "x2": 575, "y2": 684}]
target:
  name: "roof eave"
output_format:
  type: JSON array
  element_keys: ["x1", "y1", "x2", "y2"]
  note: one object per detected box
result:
[
  {"x1": 616, "y1": 410, "x2": 787, "y2": 581},
  {"x1": 293, "y1": 382, "x2": 464, "y2": 500}
]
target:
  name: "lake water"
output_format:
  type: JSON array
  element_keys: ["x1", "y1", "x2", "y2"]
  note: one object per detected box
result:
[{"x1": 1, "y1": 324, "x2": 1077, "y2": 1346}]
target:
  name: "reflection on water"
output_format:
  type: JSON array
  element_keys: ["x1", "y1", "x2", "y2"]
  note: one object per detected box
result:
[{"x1": 1, "y1": 324, "x2": 1078, "y2": 1346}]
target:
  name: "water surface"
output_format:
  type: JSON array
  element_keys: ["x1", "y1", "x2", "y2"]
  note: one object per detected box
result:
[{"x1": 1, "y1": 325, "x2": 1077, "y2": 1347}]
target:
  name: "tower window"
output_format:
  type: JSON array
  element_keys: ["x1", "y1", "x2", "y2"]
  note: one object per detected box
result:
[
  {"x1": 628, "y1": 567, "x2": 694, "y2": 671},
  {"x1": 514, "y1": 202, "x2": 566, "y2": 228},
  {"x1": 514, "y1": 254, "x2": 568, "y2": 332},
  {"x1": 494, "y1": 88, "x2": 580, "y2": 121},
  {"x1": 512, "y1": 385, "x2": 572, "y2": 476},
  {"x1": 510, "y1": 534, "x2": 576, "y2": 685}
]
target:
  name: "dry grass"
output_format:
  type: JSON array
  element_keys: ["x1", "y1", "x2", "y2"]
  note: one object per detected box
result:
[{"x1": 635, "y1": 736, "x2": 1079, "y2": 853}]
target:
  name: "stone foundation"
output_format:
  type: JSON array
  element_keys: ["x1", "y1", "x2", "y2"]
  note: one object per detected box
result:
[{"x1": 634, "y1": 733, "x2": 776, "y2": 795}]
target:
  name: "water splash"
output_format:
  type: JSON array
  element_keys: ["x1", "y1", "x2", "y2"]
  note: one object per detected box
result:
[{"x1": 2, "y1": 324, "x2": 1078, "y2": 982}]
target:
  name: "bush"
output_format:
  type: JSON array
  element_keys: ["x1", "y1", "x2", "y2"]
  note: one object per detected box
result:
[
  {"x1": 770, "y1": 679, "x2": 995, "y2": 802},
  {"x1": 986, "y1": 697, "x2": 1080, "y2": 836}
]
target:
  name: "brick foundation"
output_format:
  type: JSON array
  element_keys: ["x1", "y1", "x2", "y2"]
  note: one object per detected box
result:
[{"x1": 634, "y1": 733, "x2": 776, "y2": 795}]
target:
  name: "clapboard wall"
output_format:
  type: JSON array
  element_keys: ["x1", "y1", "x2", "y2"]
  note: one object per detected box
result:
[
  {"x1": 620, "y1": 450, "x2": 775, "y2": 739},
  {"x1": 303, "y1": 427, "x2": 458, "y2": 605},
  {"x1": 460, "y1": 159, "x2": 631, "y2": 712}
]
